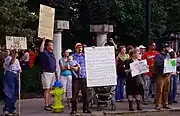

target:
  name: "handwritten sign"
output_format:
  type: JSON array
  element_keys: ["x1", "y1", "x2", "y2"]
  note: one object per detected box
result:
[
  {"x1": 38, "y1": 4, "x2": 55, "y2": 40},
  {"x1": 84, "y1": 46, "x2": 117, "y2": 87},
  {"x1": 164, "y1": 59, "x2": 177, "y2": 74},
  {"x1": 6, "y1": 36, "x2": 27, "y2": 50},
  {"x1": 130, "y1": 60, "x2": 149, "y2": 77}
]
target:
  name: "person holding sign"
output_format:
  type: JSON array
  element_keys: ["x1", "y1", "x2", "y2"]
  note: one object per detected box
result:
[
  {"x1": 70, "y1": 43, "x2": 91, "y2": 115},
  {"x1": 168, "y1": 51, "x2": 178, "y2": 104},
  {"x1": 3, "y1": 49, "x2": 21, "y2": 115},
  {"x1": 154, "y1": 43, "x2": 171, "y2": 110},
  {"x1": 39, "y1": 38, "x2": 58, "y2": 111},
  {"x1": 124, "y1": 49, "x2": 143, "y2": 111}
]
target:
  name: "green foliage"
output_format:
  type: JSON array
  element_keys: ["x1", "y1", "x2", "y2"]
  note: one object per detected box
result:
[{"x1": 0, "y1": 0, "x2": 38, "y2": 44}]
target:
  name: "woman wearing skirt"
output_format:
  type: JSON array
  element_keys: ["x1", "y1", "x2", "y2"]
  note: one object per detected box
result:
[
  {"x1": 124, "y1": 49, "x2": 145, "y2": 111},
  {"x1": 3, "y1": 49, "x2": 21, "y2": 115}
]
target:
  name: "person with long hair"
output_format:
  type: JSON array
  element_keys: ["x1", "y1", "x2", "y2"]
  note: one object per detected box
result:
[
  {"x1": 115, "y1": 46, "x2": 129, "y2": 102},
  {"x1": 3, "y1": 49, "x2": 21, "y2": 115},
  {"x1": 142, "y1": 42, "x2": 158, "y2": 104},
  {"x1": 124, "y1": 49, "x2": 143, "y2": 111}
]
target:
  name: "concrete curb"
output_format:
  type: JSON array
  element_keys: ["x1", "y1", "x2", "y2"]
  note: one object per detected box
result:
[{"x1": 103, "y1": 108, "x2": 180, "y2": 116}]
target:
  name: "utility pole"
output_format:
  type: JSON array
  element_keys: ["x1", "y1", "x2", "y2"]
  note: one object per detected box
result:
[{"x1": 146, "y1": 0, "x2": 151, "y2": 45}]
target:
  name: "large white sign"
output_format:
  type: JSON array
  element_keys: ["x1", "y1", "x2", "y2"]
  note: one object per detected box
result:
[
  {"x1": 164, "y1": 59, "x2": 177, "y2": 74},
  {"x1": 130, "y1": 60, "x2": 149, "y2": 77},
  {"x1": 85, "y1": 46, "x2": 117, "y2": 87},
  {"x1": 38, "y1": 4, "x2": 55, "y2": 40},
  {"x1": 6, "y1": 36, "x2": 27, "y2": 50}
]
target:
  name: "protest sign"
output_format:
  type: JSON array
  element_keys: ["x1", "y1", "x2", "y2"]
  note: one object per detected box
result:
[
  {"x1": 38, "y1": 4, "x2": 55, "y2": 40},
  {"x1": 84, "y1": 46, "x2": 117, "y2": 87},
  {"x1": 6, "y1": 36, "x2": 27, "y2": 50},
  {"x1": 164, "y1": 59, "x2": 177, "y2": 73},
  {"x1": 130, "y1": 60, "x2": 149, "y2": 77}
]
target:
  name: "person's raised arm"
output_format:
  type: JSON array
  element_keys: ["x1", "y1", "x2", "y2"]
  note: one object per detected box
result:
[{"x1": 40, "y1": 38, "x2": 46, "y2": 52}]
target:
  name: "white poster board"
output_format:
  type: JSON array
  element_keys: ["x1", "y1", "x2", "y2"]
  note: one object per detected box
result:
[
  {"x1": 84, "y1": 46, "x2": 117, "y2": 87},
  {"x1": 38, "y1": 4, "x2": 55, "y2": 40},
  {"x1": 164, "y1": 59, "x2": 177, "y2": 74},
  {"x1": 130, "y1": 60, "x2": 149, "y2": 77},
  {"x1": 6, "y1": 36, "x2": 27, "y2": 50}
]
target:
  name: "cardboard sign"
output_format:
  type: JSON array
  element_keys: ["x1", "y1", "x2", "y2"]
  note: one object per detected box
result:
[
  {"x1": 164, "y1": 59, "x2": 177, "y2": 73},
  {"x1": 38, "y1": 4, "x2": 55, "y2": 40},
  {"x1": 84, "y1": 46, "x2": 117, "y2": 87},
  {"x1": 130, "y1": 60, "x2": 149, "y2": 77},
  {"x1": 6, "y1": 36, "x2": 27, "y2": 50}
]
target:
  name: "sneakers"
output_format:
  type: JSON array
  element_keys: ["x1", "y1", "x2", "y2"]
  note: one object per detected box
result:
[
  {"x1": 4, "y1": 111, "x2": 9, "y2": 116},
  {"x1": 70, "y1": 111, "x2": 77, "y2": 115},
  {"x1": 70, "y1": 110, "x2": 91, "y2": 115}
]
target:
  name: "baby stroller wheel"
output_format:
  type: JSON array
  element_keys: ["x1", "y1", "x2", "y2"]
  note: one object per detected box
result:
[
  {"x1": 111, "y1": 104, "x2": 116, "y2": 111},
  {"x1": 78, "y1": 95, "x2": 82, "y2": 103}
]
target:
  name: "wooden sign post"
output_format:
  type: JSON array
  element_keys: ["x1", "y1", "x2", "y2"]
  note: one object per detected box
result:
[{"x1": 6, "y1": 36, "x2": 27, "y2": 116}]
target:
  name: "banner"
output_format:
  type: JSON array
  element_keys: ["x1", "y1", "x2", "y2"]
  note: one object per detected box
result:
[
  {"x1": 84, "y1": 46, "x2": 117, "y2": 87},
  {"x1": 38, "y1": 4, "x2": 55, "y2": 40},
  {"x1": 130, "y1": 60, "x2": 149, "y2": 77},
  {"x1": 164, "y1": 59, "x2": 177, "y2": 74},
  {"x1": 6, "y1": 36, "x2": 27, "y2": 50}
]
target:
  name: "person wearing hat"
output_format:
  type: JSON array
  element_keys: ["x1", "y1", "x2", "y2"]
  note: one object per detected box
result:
[
  {"x1": 70, "y1": 43, "x2": 91, "y2": 115},
  {"x1": 3, "y1": 49, "x2": 21, "y2": 115},
  {"x1": 154, "y1": 43, "x2": 171, "y2": 110}
]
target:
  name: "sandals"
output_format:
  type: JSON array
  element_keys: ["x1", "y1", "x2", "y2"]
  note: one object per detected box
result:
[{"x1": 44, "y1": 106, "x2": 52, "y2": 111}]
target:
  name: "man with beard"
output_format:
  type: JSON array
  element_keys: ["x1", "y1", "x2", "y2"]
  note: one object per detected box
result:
[
  {"x1": 70, "y1": 43, "x2": 91, "y2": 115},
  {"x1": 142, "y1": 42, "x2": 158, "y2": 104},
  {"x1": 154, "y1": 43, "x2": 171, "y2": 110}
]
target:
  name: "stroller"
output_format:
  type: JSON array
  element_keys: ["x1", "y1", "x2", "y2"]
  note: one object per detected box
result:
[{"x1": 89, "y1": 86, "x2": 116, "y2": 111}]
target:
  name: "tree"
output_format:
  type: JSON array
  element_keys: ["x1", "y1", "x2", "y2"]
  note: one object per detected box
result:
[{"x1": 0, "y1": 0, "x2": 38, "y2": 44}]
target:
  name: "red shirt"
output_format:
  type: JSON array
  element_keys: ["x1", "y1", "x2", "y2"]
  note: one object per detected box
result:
[
  {"x1": 29, "y1": 51, "x2": 36, "y2": 69},
  {"x1": 142, "y1": 50, "x2": 159, "y2": 76}
]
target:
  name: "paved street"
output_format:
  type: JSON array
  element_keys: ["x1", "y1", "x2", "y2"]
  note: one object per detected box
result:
[{"x1": 1, "y1": 84, "x2": 180, "y2": 116}]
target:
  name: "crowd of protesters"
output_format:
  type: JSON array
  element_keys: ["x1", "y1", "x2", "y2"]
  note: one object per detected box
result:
[{"x1": 1, "y1": 37, "x2": 180, "y2": 115}]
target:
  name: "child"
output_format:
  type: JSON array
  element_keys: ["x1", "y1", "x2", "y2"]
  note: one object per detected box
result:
[{"x1": 67, "y1": 55, "x2": 81, "y2": 78}]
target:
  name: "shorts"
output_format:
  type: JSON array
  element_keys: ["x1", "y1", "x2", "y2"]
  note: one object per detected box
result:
[{"x1": 41, "y1": 72, "x2": 56, "y2": 89}]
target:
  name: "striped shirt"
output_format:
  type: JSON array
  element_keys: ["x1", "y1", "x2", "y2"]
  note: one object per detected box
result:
[{"x1": 72, "y1": 53, "x2": 86, "y2": 78}]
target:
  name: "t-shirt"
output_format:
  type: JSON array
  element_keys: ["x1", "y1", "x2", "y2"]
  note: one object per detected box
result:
[
  {"x1": 59, "y1": 58, "x2": 71, "y2": 77},
  {"x1": 142, "y1": 50, "x2": 159, "y2": 76},
  {"x1": 39, "y1": 50, "x2": 56, "y2": 72},
  {"x1": 3, "y1": 56, "x2": 21, "y2": 74}
]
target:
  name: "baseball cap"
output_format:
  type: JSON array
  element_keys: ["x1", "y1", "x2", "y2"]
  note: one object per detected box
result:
[
  {"x1": 138, "y1": 45, "x2": 146, "y2": 49},
  {"x1": 75, "y1": 43, "x2": 82, "y2": 49},
  {"x1": 162, "y1": 43, "x2": 170, "y2": 48}
]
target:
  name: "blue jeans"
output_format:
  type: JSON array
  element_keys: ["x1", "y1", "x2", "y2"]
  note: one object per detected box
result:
[
  {"x1": 3, "y1": 94, "x2": 17, "y2": 113},
  {"x1": 115, "y1": 73, "x2": 125, "y2": 100},
  {"x1": 143, "y1": 76, "x2": 151, "y2": 102},
  {"x1": 168, "y1": 75, "x2": 177, "y2": 102}
]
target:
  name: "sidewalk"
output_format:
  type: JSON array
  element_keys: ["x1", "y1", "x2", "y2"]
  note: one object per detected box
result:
[{"x1": 1, "y1": 84, "x2": 180, "y2": 116}]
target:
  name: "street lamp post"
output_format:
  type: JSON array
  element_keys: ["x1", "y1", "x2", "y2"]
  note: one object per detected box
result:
[{"x1": 146, "y1": 0, "x2": 151, "y2": 45}]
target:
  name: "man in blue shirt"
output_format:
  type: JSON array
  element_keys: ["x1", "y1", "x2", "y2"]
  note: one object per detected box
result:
[
  {"x1": 39, "y1": 38, "x2": 58, "y2": 111},
  {"x1": 70, "y1": 43, "x2": 91, "y2": 115},
  {"x1": 154, "y1": 43, "x2": 171, "y2": 110}
]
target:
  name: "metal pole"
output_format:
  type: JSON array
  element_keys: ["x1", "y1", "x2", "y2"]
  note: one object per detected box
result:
[{"x1": 146, "y1": 0, "x2": 151, "y2": 44}]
